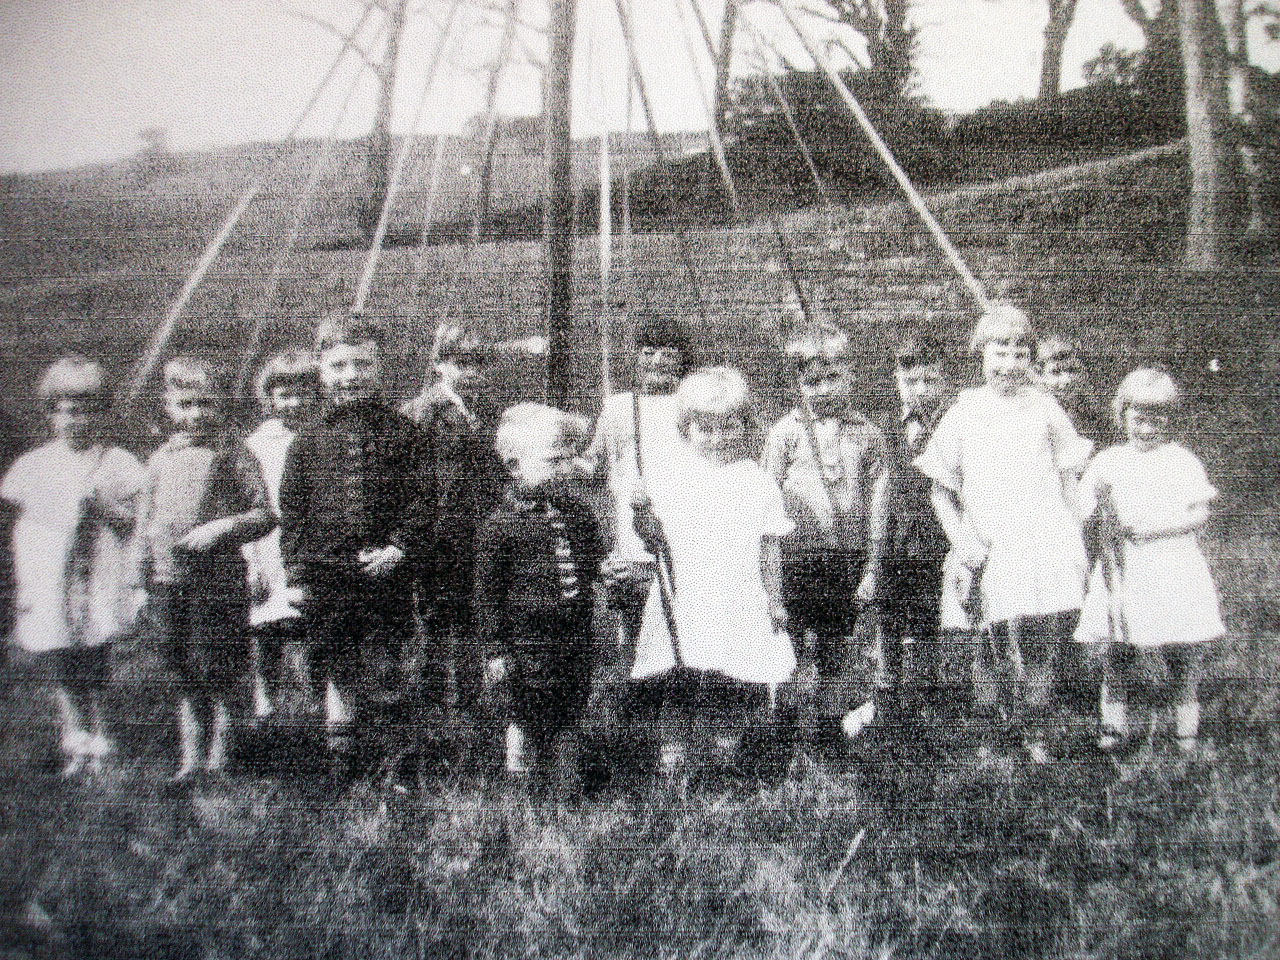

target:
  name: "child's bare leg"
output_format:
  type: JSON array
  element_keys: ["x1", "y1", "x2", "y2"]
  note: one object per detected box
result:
[
  {"x1": 52, "y1": 683, "x2": 89, "y2": 775},
  {"x1": 171, "y1": 691, "x2": 204, "y2": 783},
  {"x1": 1016, "y1": 615, "x2": 1063, "y2": 763},
  {"x1": 1098, "y1": 642, "x2": 1129, "y2": 749},
  {"x1": 1166, "y1": 644, "x2": 1207, "y2": 750}
]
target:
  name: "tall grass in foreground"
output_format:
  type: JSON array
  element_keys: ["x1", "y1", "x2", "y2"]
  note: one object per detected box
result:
[{"x1": 2, "y1": 684, "x2": 1278, "y2": 960}]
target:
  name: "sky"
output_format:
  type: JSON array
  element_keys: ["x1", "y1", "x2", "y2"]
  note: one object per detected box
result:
[{"x1": 0, "y1": 0, "x2": 1275, "y2": 174}]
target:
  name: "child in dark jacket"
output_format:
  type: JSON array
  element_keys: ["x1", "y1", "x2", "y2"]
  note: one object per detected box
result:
[
  {"x1": 140, "y1": 357, "x2": 274, "y2": 782},
  {"x1": 278, "y1": 314, "x2": 439, "y2": 762},
  {"x1": 474, "y1": 403, "x2": 603, "y2": 787}
]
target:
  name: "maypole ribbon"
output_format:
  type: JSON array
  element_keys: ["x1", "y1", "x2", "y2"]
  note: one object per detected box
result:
[
  {"x1": 352, "y1": 0, "x2": 465, "y2": 316},
  {"x1": 771, "y1": 0, "x2": 992, "y2": 312},
  {"x1": 123, "y1": 2, "x2": 383, "y2": 413}
]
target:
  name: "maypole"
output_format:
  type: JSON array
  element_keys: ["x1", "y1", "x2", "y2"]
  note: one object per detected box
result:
[{"x1": 545, "y1": 0, "x2": 578, "y2": 408}]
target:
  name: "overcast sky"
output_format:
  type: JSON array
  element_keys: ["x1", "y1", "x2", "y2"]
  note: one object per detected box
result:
[{"x1": 0, "y1": 0, "x2": 1275, "y2": 174}]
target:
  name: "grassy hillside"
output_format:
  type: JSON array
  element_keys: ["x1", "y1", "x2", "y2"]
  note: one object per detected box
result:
[{"x1": 1, "y1": 138, "x2": 1279, "y2": 959}]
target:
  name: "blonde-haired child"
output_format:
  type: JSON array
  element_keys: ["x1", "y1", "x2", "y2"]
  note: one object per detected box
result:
[
  {"x1": 1075, "y1": 368, "x2": 1224, "y2": 753},
  {"x1": 630, "y1": 367, "x2": 794, "y2": 771},
  {"x1": 2, "y1": 356, "x2": 146, "y2": 775},
  {"x1": 916, "y1": 304, "x2": 1092, "y2": 763},
  {"x1": 475, "y1": 402, "x2": 603, "y2": 788}
]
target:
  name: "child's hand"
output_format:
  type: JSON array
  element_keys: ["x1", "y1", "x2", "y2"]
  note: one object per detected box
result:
[
  {"x1": 484, "y1": 657, "x2": 508, "y2": 683},
  {"x1": 856, "y1": 561, "x2": 880, "y2": 605},
  {"x1": 358, "y1": 545, "x2": 405, "y2": 579},
  {"x1": 180, "y1": 518, "x2": 231, "y2": 553},
  {"x1": 768, "y1": 597, "x2": 789, "y2": 632}
]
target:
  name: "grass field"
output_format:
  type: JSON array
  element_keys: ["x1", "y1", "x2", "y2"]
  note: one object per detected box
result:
[{"x1": 1, "y1": 140, "x2": 1279, "y2": 958}]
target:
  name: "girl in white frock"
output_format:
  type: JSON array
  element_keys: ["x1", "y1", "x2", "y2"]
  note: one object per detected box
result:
[
  {"x1": 1075, "y1": 368, "x2": 1224, "y2": 753},
  {"x1": 2, "y1": 357, "x2": 146, "y2": 775},
  {"x1": 630, "y1": 367, "x2": 794, "y2": 771},
  {"x1": 916, "y1": 305, "x2": 1092, "y2": 763}
]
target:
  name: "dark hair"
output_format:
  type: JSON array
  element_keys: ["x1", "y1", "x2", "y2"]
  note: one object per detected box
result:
[
  {"x1": 634, "y1": 317, "x2": 693, "y2": 364},
  {"x1": 254, "y1": 348, "x2": 319, "y2": 410},
  {"x1": 892, "y1": 332, "x2": 948, "y2": 370},
  {"x1": 314, "y1": 311, "x2": 383, "y2": 354}
]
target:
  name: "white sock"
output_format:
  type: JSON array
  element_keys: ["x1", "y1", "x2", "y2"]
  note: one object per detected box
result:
[
  {"x1": 1100, "y1": 691, "x2": 1127, "y2": 734},
  {"x1": 1175, "y1": 702, "x2": 1201, "y2": 740},
  {"x1": 206, "y1": 701, "x2": 230, "y2": 771},
  {"x1": 505, "y1": 724, "x2": 528, "y2": 774},
  {"x1": 325, "y1": 682, "x2": 351, "y2": 726}
]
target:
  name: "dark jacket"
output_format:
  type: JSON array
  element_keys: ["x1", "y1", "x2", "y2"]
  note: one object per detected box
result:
[
  {"x1": 279, "y1": 398, "x2": 436, "y2": 595},
  {"x1": 883, "y1": 402, "x2": 951, "y2": 566},
  {"x1": 401, "y1": 385, "x2": 505, "y2": 599},
  {"x1": 473, "y1": 486, "x2": 604, "y2": 663}
]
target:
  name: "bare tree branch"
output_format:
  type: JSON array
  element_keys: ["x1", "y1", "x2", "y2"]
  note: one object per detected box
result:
[{"x1": 273, "y1": 0, "x2": 381, "y2": 71}]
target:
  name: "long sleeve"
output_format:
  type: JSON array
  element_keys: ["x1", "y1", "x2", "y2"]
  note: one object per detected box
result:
[
  {"x1": 472, "y1": 512, "x2": 510, "y2": 660},
  {"x1": 219, "y1": 445, "x2": 275, "y2": 548},
  {"x1": 277, "y1": 434, "x2": 311, "y2": 583},
  {"x1": 386, "y1": 418, "x2": 438, "y2": 559}
]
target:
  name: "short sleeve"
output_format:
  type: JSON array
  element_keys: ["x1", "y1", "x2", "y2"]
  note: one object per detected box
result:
[
  {"x1": 0, "y1": 448, "x2": 43, "y2": 508},
  {"x1": 914, "y1": 400, "x2": 965, "y2": 493},
  {"x1": 757, "y1": 470, "x2": 795, "y2": 539},
  {"x1": 1045, "y1": 395, "x2": 1094, "y2": 473},
  {"x1": 1172, "y1": 446, "x2": 1217, "y2": 507}
]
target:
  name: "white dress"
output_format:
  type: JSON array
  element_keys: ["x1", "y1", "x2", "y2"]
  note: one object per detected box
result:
[
  {"x1": 631, "y1": 454, "x2": 796, "y2": 685},
  {"x1": 915, "y1": 385, "x2": 1092, "y2": 629},
  {"x1": 1075, "y1": 443, "x2": 1225, "y2": 647},
  {"x1": 242, "y1": 418, "x2": 300, "y2": 627},
  {"x1": 2, "y1": 441, "x2": 146, "y2": 653},
  {"x1": 586, "y1": 392, "x2": 684, "y2": 563}
]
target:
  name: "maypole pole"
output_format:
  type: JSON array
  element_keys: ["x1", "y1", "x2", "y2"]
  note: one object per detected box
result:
[{"x1": 545, "y1": 0, "x2": 577, "y2": 408}]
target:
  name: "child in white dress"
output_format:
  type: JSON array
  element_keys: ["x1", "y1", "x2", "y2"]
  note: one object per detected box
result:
[
  {"x1": 631, "y1": 367, "x2": 794, "y2": 772},
  {"x1": 2, "y1": 357, "x2": 146, "y2": 776},
  {"x1": 1075, "y1": 368, "x2": 1224, "y2": 753},
  {"x1": 916, "y1": 305, "x2": 1092, "y2": 763}
]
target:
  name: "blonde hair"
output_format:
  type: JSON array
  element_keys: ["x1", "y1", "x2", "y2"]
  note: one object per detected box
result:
[
  {"x1": 968, "y1": 302, "x2": 1035, "y2": 355},
  {"x1": 675, "y1": 366, "x2": 757, "y2": 455},
  {"x1": 37, "y1": 355, "x2": 108, "y2": 406},
  {"x1": 163, "y1": 356, "x2": 221, "y2": 395},
  {"x1": 253, "y1": 348, "x2": 318, "y2": 411},
  {"x1": 1112, "y1": 367, "x2": 1180, "y2": 429},
  {"x1": 494, "y1": 402, "x2": 588, "y2": 463}
]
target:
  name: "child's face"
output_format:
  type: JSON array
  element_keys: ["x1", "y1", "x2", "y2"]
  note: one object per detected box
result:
[
  {"x1": 1124, "y1": 405, "x2": 1169, "y2": 451},
  {"x1": 268, "y1": 383, "x2": 314, "y2": 431},
  {"x1": 798, "y1": 360, "x2": 854, "y2": 417},
  {"x1": 164, "y1": 386, "x2": 219, "y2": 438},
  {"x1": 635, "y1": 345, "x2": 684, "y2": 395},
  {"x1": 48, "y1": 397, "x2": 96, "y2": 450},
  {"x1": 509, "y1": 439, "x2": 578, "y2": 490},
  {"x1": 686, "y1": 411, "x2": 746, "y2": 465},
  {"x1": 319, "y1": 341, "x2": 382, "y2": 405},
  {"x1": 894, "y1": 363, "x2": 946, "y2": 414},
  {"x1": 981, "y1": 339, "x2": 1032, "y2": 395},
  {"x1": 1038, "y1": 355, "x2": 1085, "y2": 399}
]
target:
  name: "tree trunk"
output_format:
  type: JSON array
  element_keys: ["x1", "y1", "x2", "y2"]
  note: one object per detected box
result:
[
  {"x1": 1039, "y1": 0, "x2": 1080, "y2": 100},
  {"x1": 1219, "y1": 0, "x2": 1276, "y2": 240},
  {"x1": 545, "y1": 0, "x2": 577, "y2": 407},
  {"x1": 1179, "y1": 0, "x2": 1244, "y2": 269},
  {"x1": 712, "y1": 0, "x2": 739, "y2": 140},
  {"x1": 362, "y1": 0, "x2": 409, "y2": 241}
]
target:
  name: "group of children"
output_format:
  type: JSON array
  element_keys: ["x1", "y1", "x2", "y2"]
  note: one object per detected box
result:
[{"x1": 2, "y1": 302, "x2": 1226, "y2": 788}]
